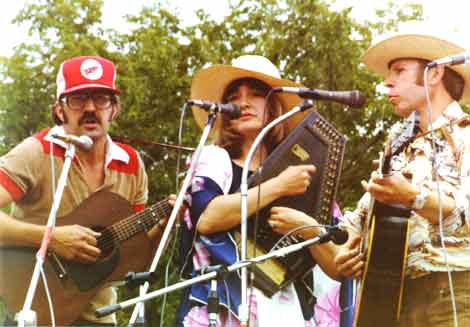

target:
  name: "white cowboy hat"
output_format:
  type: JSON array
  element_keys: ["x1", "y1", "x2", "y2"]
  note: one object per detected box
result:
[
  {"x1": 362, "y1": 33, "x2": 470, "y2": 103},
  {"x1": 190, "y1": 55, "x2": 307, "y2": 136}
]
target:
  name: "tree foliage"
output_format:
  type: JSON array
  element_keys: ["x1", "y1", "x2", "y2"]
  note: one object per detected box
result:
[{"x1": 0, "y1": 0, "x2": 423, "y2": 324}]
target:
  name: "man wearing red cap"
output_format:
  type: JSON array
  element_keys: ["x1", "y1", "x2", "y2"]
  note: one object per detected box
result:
[{"x1": 0, "y1": 56, "x2": 165, "y2": 325}]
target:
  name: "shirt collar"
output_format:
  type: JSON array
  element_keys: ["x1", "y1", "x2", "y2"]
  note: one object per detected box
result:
[
  {"x1": 427, "y1": 101, "x2": 465, "y2": 131},
  {"x1": 105, "y1": 134, "x2": 129, "y2": 166},
  {"x1": 44, "y1": 125, "x2": 130, "y2": 165}
]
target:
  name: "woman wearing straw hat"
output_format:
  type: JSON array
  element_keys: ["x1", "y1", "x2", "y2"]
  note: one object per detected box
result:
[
  {"x1": 335, "y1": 33, "x2": 470, "y2": 326},
  {"x1": 175, "y1": 55, "x2": 341, "y2": 326}
]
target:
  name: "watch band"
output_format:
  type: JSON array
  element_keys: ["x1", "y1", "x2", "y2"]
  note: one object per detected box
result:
[{"x1": 411, "y1": 186, "x2": 429, "y2": 210}]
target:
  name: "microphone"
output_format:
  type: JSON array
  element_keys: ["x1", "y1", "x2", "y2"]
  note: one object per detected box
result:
[
  {"x1": 188, "y1": 99, "x2": 241, "y2": 119},
  {"x1": 325, "y1": 225, "x2": 349, "y2": 245},
  {"x1": 427, "y1": 52, "x2": 470, "y2": 68},
  {"x1": 274, "y1": 87, "x2": 366, "y2": 108},
  {"x1": 51, "y1": 134, "x2": 94, "y2": 151}
]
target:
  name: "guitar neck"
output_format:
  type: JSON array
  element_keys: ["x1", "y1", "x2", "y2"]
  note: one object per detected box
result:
[{"x1": 106, "y1": 199, "x2": 172, "y2": 243}]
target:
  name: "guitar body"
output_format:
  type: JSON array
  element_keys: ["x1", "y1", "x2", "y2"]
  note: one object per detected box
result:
[
  {"x1": 354, "y1": 113, "x2": 420, "y2": 326},
  {"x1": 354, "y1": 202, "x2": 411, "y2": 327},
  {"x1": 0, "y1": 191, "x2": 154, "y2": 325}
]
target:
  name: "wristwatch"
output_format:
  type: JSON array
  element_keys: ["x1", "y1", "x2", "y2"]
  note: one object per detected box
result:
[{"x1": 411, "y1": 186, "x2": 429, "y2": 210}]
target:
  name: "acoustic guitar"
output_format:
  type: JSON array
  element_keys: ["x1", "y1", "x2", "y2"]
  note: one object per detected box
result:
[
  {"x1": 354, "y1": 115, "x2": 420, "y2": 327},
  {"x1": 0, "y1": 190, "x2": 171, "y2": 325}
]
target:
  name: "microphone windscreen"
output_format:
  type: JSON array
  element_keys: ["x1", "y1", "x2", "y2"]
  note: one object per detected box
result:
[
  {"x1": 350, "y1": 91, "x2": 367, "y2": 108},
  {"x1": 227, "y1": 104, "x2": 241, "y2": 119}
]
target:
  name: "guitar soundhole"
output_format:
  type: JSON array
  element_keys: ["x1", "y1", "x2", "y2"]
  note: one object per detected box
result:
[{"x1": 94, "y1": 226, "x2": 116, "y2": 259}]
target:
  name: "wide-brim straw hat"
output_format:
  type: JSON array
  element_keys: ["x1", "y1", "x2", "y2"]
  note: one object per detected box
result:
[
  {"x1": 190, "y1": 55, "x2": 307, "y2": 137},
  {"x1": 362, "y1": 33, "x2": 470, "y2": 103}
]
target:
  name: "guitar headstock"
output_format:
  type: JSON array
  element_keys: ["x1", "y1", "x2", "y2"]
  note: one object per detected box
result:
[
  {"x1": 380, "y1": 113, "x2": 420, "y2": 176},
  {"x1": 378, "y1": 142, "x2": 393, "y2": 176}
]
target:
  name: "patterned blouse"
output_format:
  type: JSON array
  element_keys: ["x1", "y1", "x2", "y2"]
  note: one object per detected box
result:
[
  {"x1": 176, "y1": 145, "x2": 343, "y2": 326},
  {"x1": 343, "y1": 102, "x2": 470, "y2": 278}
]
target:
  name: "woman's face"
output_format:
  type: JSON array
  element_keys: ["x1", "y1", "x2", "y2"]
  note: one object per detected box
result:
[{"x1": 224, "y1": 81, "x2": 269, "y2": 137}]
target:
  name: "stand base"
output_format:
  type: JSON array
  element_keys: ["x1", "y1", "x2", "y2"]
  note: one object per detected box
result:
[{"x1": 16, "y1": 309, "x2": 37, "y2": 327}]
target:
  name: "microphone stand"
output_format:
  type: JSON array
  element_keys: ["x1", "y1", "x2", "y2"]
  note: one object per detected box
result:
[
  {"x1": 128, "y1": 111, "x2": 218, "y2": 325},
  {"x1": 95, "y1": 228, "x2": 338, "y2": 319},
  {"x1": 16, "y1": 143, "x2": 77, "y2": 327},
  {"x1": 239, "y1": 99, "x2": 314, "y2": 326}
]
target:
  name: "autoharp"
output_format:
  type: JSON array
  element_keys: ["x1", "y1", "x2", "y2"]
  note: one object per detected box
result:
[{"x1": 235, "y1": 110, "x2": 346, "y2": 296}]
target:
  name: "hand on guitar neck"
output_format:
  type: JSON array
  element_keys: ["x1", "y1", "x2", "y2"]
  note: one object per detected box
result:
[
  {"x1": 147, "y1": 194, "x2": 181, "y2": 246},
  {"x1": 334, "y1": 233, "x2": 364, "y2": 279},
  {"x1": 360, "y1": 142, "x2": 417, "y2": 209},
  {"x1": 360, "y1": 170, "x2": 419, "y2": 209}
]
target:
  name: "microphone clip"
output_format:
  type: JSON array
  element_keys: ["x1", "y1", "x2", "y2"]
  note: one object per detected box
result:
[
  {"x1": 320, "y1": 225, "x2": 349, "y2": 245},
  {"x1": 299, "y1": 99, "x2": 315, "y2": 112},
  {"x1": 195, "y1": 264, "x2": 229, "y2": 327},
  {"x1": 123, "y1": 271, "x2": 157, "y2": 290},
  {"x1": 195, "y1": 264, "x2": 229, "y2": 279}
]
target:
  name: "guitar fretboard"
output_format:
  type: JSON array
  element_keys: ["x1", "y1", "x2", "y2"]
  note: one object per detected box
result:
[{"x1": 99, "y1": 199, "x2": 172, "y2": 251}]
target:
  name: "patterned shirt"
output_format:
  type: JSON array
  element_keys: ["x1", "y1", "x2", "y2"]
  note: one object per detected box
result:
[
  {"x1": 343, "y1": 102, "x2": 470, "y2": 278},
  {"x1": 177, "y1": 145, "x2": 315, "y2": 326},
  {"x1": 0, "y1": 125, "x2": 148, "y2": 323}
]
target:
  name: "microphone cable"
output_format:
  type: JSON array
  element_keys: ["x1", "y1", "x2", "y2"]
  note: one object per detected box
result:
[
  {"x1": 223, "y1": 279, "x2": 234, "y2": 327},
  {"x1": 268, "y1": 224, "x2": 327, "y2": 252},
  {"x1": 247, "y1": 87, "x2": 279, "y2": 317},
  {"x1": 176, "y1": 102, "x2": 189, "y2": 191},
  {"x1": 423, "y1": 66, "x2": 458, "y2": 327},
  {"x1": 40, "y1": 265, "x2": 56, "y2": 327},
  {"x1": 158, "y1": 102, "x2": 188, "y2": 326},
  {"x1": 41, "y1": 138, "x2": 59, "y2": 326}
]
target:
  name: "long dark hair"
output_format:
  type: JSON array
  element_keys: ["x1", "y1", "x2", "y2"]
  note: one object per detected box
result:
[{"x1": 215, "y1": 78, "x2": 285, "y2": 159}]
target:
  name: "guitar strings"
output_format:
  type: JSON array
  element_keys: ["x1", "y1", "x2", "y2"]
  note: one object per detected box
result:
[
  {"x1": 96, "y1": 200, "x2": 171, "y2": 252},
  {"x1": 98, "y1": 201, "x2": 170, "y2": 250}
]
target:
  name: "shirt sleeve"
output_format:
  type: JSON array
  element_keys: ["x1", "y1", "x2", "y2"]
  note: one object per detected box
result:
[
  {"x1": 341, "y1": 192, "x2": 371, "y2": 234},
  {"x1": 452, "y1": 133, "x2": 470, "y2": 228},
  {"x1": 186, "y1": 145, "x2": 233, "y2": 227},
  {"x1": 191, "y1": 145, "x2": 233, "y2": 193},
  {"x1": 0, "y1": 137, "x2": 44, "y2": 202},
  {"x1": 428, "y1": 125, "x2": 470, "y2": 232},
  {"x1": 188, "y1": 177, "x2": 224, "y2": 227},
  {"x1": 132, "y1": 152, "x2": 148, "y2": 211}
]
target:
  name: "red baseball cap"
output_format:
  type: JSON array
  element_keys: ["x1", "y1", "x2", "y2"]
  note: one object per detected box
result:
[{"x1": 56, "y1": 56, "x2": 120, "y2": 98}]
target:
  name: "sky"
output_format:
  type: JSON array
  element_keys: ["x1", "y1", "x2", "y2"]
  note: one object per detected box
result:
[{"x1": 0, "y1": 0, "x2": 469, "y2": 58}]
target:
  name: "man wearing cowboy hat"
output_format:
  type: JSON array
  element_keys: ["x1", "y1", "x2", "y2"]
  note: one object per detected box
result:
[
  {"x1": 0, "y1": 56, "x2": 170, "y2": 326},
  {"x1": 335, "y1": 33, "x2": 470, "y2": 326},
  {"x1": 176, "y1": 54, "x2": 341, "y2": 326}
]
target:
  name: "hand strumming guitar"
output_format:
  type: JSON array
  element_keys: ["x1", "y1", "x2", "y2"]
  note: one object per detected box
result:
[{"x1": 50, "y1": 225, "x2": 101, "y2": 263}]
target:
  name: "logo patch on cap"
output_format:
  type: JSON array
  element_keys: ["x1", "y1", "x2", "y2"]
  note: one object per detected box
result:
[{"x1": 80, "y1": 59, "x2": 103, "y2": 81}]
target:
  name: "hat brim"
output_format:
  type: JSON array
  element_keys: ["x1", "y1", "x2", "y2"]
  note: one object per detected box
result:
[
  {"x1": 61, "y1": 84, "x2": 120, "y2": 96},
  {"x1": 362, "y1": 34, "x2": 470, "y2": 103},
  {"x1": 190, "y1": 65, "x2": 308, "y2": 137}
]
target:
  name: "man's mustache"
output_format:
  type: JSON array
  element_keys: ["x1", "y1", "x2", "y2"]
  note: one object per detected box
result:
[{"x1": 79, "y1": 113, "x2": 99, "y2": 125}]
